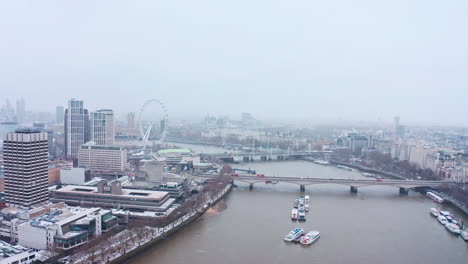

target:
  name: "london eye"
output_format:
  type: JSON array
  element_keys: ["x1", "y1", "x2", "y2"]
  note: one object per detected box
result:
[{"x1": 138, "y1": 99, "x2": 168, "y2": 148}]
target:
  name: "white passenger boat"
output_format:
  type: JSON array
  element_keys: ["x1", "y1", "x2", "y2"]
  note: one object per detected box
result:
[
  {"x1": 426, "y1": 192, "x2": 444, "y2": 203},
  {"x1": 460, "y1": 229, "x2": 468, "y2": 241},
  {"x1": 284, "y1": 228, "x2": 304, "y2": 242},
  {"x1": 293, "y1": 198, "x2": 299, "y2": 208},
  {"x1": 430, "y1": 208, "x2": 439, "y2": 217},
  {"x1": 337, "y1": 165, "x2": 353, "y2": 171},
  {"x1": 437, "y1": 215, "x2": 448, "y2": 225},
  {"x1": 304, "y1": 195, "x2": 310, "y2": 212},
  {"x1": 291, "y1": 209, "x2": 298, "y2": 220},
  {"x1": 362, "y1": 172, "x2": 375, "y2": 178},
  {"x1": 313, "y1": 160, "x2": 330, "y2": 166},
  {"x1": 300, "y1": 231, "x2": 320, "y2": 245},
  {"x1": 298, "y1": 209, "x2": 306, "y2": 221},
  {"x1": 439, "y1": 211, "x2": 453, "y2": 218},
  {"x1": 446, "y1": 215, "x2": 455, "y2": 223},
  {"x1": 445, "y1": 223, "x2": 461, "y2": 234}
]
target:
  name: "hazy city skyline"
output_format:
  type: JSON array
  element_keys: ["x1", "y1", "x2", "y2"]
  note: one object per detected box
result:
[{"x1": 1, "y1": 0, "x2": 467, "y2": 126}]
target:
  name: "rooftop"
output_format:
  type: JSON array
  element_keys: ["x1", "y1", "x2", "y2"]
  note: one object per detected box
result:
[
  {"x1": 14, "y1": 128, "x2": 41, "y2": 134},
  {"x1": 56, "y1": 185, "x2": 169, "y2": 200},
  {"x1": 158, "y1": 148, "x2": 191, "y2": 154},
  {"x1": 0, "y1": 240, "x2": 34, "y2": 261}
]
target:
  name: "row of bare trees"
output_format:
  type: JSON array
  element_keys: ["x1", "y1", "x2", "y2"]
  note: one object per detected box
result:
[
  {"x1": 364, "y1": 151, "x2": 438, "y2": 180},
  {"x1": 53, "y1": 174, "x2": 232, "y2": 264}
]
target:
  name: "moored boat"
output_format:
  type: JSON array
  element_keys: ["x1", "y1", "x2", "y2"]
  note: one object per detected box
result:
[
  {"x1": 291, "y1": 209, "x2": 298, "y2": 220},
  {"x1": 298, "y1": 209, "x2": 306, "y2": 221},
  {"x1": 293, "y1": 198, "x2": 299, "y2": 208},
  {"x1": 300, "y1": 231, "x2": 320, "y2": 245},
  {"x1": 460, "y1": 229, "x2": 468, "y2": 241},
  {"x1": 337, "y1": 165, "x2": 353, "y2": 171},
  {"x1": 313, "y1": 160, "x2": 330, "y2": 166},
  {"x1": 445, "y1": 223, "x2": 461, "y2": 234},
  {"x1": 426, "y1": 192, "x2": 444, "y2": 203},
  {"x1": 430, "y1": 208, "x2": 439, "y2": 217},
  {"x1": 284, "y1": 228, "x2": 304, "y2": 242},
  {"x1": 439, "y1": 211, "x2": 453, "y2": 218},
  {"x1": 304, "y1": 195, "x2": 310, "y2": 212},
  {"x1": 437, "y1": 215, "x2": 448, "y2": 225}
]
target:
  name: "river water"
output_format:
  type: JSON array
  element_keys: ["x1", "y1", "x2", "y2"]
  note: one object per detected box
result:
[{"x1": 127, "y1": 145, "x2": 468, "y2": 264}]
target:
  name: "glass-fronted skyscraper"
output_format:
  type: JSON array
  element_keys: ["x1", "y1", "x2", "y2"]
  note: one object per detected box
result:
[
  {"x1": 64, "y1": 99, "x2": 89, "y2": 159},
  {"x1": 90, "y1": 109, "x2": 114, "y2": 145}
]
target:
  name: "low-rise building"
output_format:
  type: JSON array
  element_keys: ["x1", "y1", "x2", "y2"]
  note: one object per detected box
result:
[
  {"x1": 17, "y1": 206, "x2": 117, "y2": 250},
  {"x1": 47, "y1": 166, "x2": 61, "y2": 185},
  {"x1": 0, "y1": 240, "x2": 37, "y2": 264},
  {"x1": 50, "y1": 180, "x2": 175, "y2": 212},
  {"x1": 60, "y1": 168, "x2": 90, "y2": 185}
]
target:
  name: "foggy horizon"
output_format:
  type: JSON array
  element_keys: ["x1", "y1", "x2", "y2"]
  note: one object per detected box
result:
[{"x1": 1, "y1": 0, "x2": 467, "y2": 127}]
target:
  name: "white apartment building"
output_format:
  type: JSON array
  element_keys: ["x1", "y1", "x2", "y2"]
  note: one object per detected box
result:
[
  {"x1": 78, "y1": 142, "x2": 128, "y2": 171},
  {"x1": 17, "y1": 206, "x2": 117, "y2": 250},
  {"x1": 409, "y1": 143, "x2": 434, "y2": 168}
]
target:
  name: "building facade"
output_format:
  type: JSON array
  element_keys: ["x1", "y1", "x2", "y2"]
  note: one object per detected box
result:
[
  {"x1": 90, "y1": 109, "x2": 115, "y2": 145},
  {"x1": 78, "y1": 143, "x2": 128, "y2": 171},
  {"x1": 16, "y1": 205, "x2": 117, "y2": 250},
  {"x1": 64, "y1": 99, "x2": 89, "y2": 159},
  {"x1": 50, "y1": 180, "x2": 174, "y2": 212},
  {"x1": 3, "y1": 129, "x2": 49, "y2": 208},
  {"x1": 55, "y1": 105, "x2": 64, "y2": 124}
]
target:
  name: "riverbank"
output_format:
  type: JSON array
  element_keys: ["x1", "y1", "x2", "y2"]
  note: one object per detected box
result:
[
  {"x1": 329, "y1": 160, "x2": 406, "y2": 180},
  {"x1": 107, "y1": 183, "x2": 233, "y2": 264},
  {"x1": 328, "y1": 160, "x2": 468, "y2": 216}
]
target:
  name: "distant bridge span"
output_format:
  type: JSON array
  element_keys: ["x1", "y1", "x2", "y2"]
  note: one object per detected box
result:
[{"x1": 194, "y1": 174, "x2": 461, "y2": 193}]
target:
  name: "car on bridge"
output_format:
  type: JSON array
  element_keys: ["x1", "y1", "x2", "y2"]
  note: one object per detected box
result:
[
  {"x1": 257, "y1": 174, "x2": 265, "y2": 178},
  {"x1": 231, "y1": 173, "x2": 239, "y2": 177}
]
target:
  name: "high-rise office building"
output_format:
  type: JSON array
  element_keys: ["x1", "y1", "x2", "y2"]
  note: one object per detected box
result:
[
  {"x1": 127, "y1": 112, "x2": 135, "y2": 129},
  {"x1": 394, "y1": 116, "x2": 405, "y2": 139},
  {"x1": 64, "y1": 99, "x2": 89, "y2": 159},
  {"x1": 15, "y1": 98, "x2": 25, "y2": 123},
  {"x1": 90, "y1": 109, "x2": 115, "y2": 145},
  {"x1": 56, "y1": 106, "x2": 64, "y2": 124},
  {"x1": 3, "y1": 129, "x2": 49, "y2": 208}
]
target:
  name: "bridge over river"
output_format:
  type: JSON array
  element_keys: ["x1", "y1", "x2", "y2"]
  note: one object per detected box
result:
[
  {"x1": 204, "y1": 151, "x2": 330, "y2": 162},
  {"x1": 194, "y1": 174, "x2": 462, "y2": 194}
]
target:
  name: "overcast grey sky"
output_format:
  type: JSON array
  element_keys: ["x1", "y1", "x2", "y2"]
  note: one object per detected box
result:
[{"x1": 1, "y1": 0, "x2": 467, "y2": 125}]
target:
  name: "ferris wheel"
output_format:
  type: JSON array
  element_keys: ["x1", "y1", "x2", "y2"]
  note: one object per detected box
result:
[{"x1": 138, "y1": 99, "x2": 168, "y2": 148}]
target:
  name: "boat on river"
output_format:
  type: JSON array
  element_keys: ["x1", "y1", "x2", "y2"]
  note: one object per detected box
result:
[
  {"x1": 437, "y1": 215, "x2": 448, "y2": 225},
  {"x1": 460, "y1": 229, "x2": 468, "y2": 241},
  {"x1": 362, "y1": 172, "x2": 375, "y2": 178},
  {"x1": 430, "y1": 208, "x2": 439, "y2": 217},
  {"x1": 291, "y1": 209, "x2": 298, "y2": 220},
  {"x1": 293, "y1": 198, "x2": 299, "y2": 208},
  {"x1": 445, "y1": 223, "x2": 461, "y2": 234},
  {"x1": 337, "y1": 165, "x2": 353, "y2": 171},
  {"x1": 304, "y1": 195, "x2": 310, "y2": 212},
  {"x1": 300, "y1": 231, "x2": 320, "y2": 245},
  {"x1": 439, "y1": 211, "x2": 453, "y2": 218},
  {"x1": 298, "y1": 209, "x2": 306, "y2": 221},
  {"x1": 426, "y1": 192, "x2": 444, "y2": 203},
  {"x1": 284, "y1": 228, "x2": 304, "y2": 242},
  {"x1": 313, "y1": 160, "x2": 330, "y2": 166}
]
